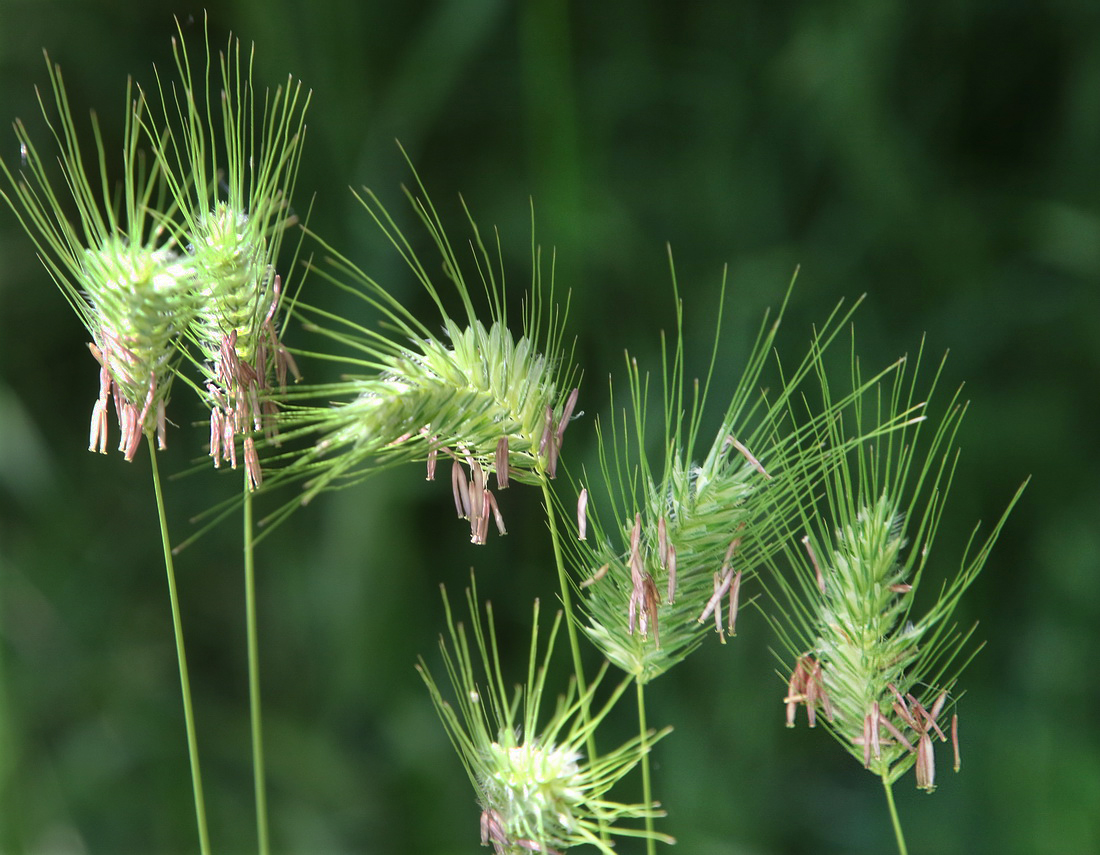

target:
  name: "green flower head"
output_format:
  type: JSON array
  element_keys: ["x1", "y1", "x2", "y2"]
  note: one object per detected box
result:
[
  {"x1": 262, "y1": 166, "x2": 577, "y2": 538},
  {"x1": 766, "y1": 343, "x2": 1028, "y2": 791},
  {"x1": 567, "y1": 267, "x2": 914, "y2": 684},
  {"x1": 418, "y1": 578, "x2": 672, "y2": 854},
  {"x1": 148, "y1": 15, "x2": 310, "y2": 487},
  {"x1": 1, "y1": 58, "x2": 196, "y2": 459}
]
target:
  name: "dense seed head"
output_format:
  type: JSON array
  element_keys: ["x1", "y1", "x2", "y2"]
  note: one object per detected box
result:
[
  {"x1": 480, "y1": 740, "x2": 585, "y2": 851},
  {"x1": 83, "y1": 238, "x2": 194, "y2": 412},
  {"x1": 418, "y1": 583, "x2": 672, "y2": 854},
  {"x1": 766, "y1": 345, "x2": 1028, "y2": 789},
  {"x1": 189, "y1": 203, "x2": 273, "y2": 365},
  {"x1": 0, "y1": 55, "x2": 199, "y2": 460},
  {"x1": 566, "y1": 279, "x2": 905, "y2": 684},
  {"x1": 254, "y1": 173, "x2": 578, "y2": 531},
  {"x1": 144, "y1": 18, "x2": 310, "y2": 485}
]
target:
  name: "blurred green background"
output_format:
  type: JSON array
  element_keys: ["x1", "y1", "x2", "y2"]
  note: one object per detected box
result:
[{"x1": 1, "y1": 1, "x2": 1097, "y2": 853}]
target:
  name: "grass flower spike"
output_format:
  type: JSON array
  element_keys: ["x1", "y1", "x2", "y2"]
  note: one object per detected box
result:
[
  {"x1": 150, "y1": 17, "x2": 310, "y2": 488},
  {"x1": 268, "y1": 171, "x2": 577, "y2": 535},
  {"x1": 566, "y1": 269, "x2": 914, "y2": 684},
  {"x1": 1, "y1": 60, "x2": 196, "y2": 459},
  {"x1": 764, "y1": 344, "x2": 1027, "y2": 850},
  {"x1": 1, "y1": 51, "x2": 219, "y2": 853},
  {"x1": 418, "y1": 579, "x2": 672, "y2": 854}
]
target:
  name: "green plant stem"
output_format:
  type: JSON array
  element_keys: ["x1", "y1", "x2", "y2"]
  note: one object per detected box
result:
[
  {"x1": 539, "y1": 478, "x2": 606, "y2": 840},
  {"x1": 882, "y1": 773, "x2": 909, "y2": 855},
  {"x1": 243, "y1": 482, "x2": 270, "y2": 855},
  {"x1": 147, "y1": 440, "x2": 211, "y2": 855},
  {"x1": 636, "y1": 678, "x2": 656, "y2": 855},
  {"x1": 540, "y1": 479, "x2": 587, "y2": 697}
]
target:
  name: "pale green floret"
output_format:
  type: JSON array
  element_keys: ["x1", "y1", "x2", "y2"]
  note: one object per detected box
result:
[
  {"x1": 83, "y1": 237, "x2": 194, "y2": 410},
  {"x1": 281, "y1": 317, "x2": 562, "y2": 500},
  {"x1": 482, "y1": 740, "x2": 585, "y2": 847},
  {"x1": 189, "y1": 203, "x2": 273, "y2": 365},
  {"x1": 814, "y1": 496, "x2": 920, "y2": 776}
]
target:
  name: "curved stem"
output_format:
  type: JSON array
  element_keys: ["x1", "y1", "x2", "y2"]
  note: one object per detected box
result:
[
  {"x1": 243, "y1": 483, "x2": 270, "y2": 855},
  {"x1": 636, "y1": 678, "x2": 656, "y2": 855},
  {"x1": 881, "y1": 772, "x2": 909, "y2": 855},
  {"x1": 148, "y1": 441, "x2": 211, "y2": 855}
]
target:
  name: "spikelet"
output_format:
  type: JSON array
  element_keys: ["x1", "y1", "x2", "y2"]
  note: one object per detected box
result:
[
  {"x1": 147, "y1": 15, "x2": 309, "y2": 487},
  {"x1": 1, "y1": 60, "x2": 196, "y2": 460},
  {"x1": 259, "y1": 165, "x2": 578, "y2": 538},
  {"x1": 417, "y1": 577, "x2": 673, "y2": 854},
  {"x1": 764, "y1": 342, "x2": 1028, "y2": 790},
  {"x1": 562, "y1": 263, "x2": 918, "y2": 684}
]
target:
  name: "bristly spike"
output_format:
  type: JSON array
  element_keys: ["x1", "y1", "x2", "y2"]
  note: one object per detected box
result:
[
  {"x1": 419, "y1": 582, "x2": 672, "y2": 852},
  {"x1": 763, "y1": 339, "x2": 1026, "y2": 791},
  {"x1": 227, "y1": 163, "x2": 580, "y2": 542}
]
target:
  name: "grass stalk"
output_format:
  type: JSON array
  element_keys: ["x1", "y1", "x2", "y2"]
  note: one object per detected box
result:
[
  {"x1": 147, "y1": 440, "x2": 211, "y2": 855},
  {"x1": 636, "y1": 678, "x2": 656, "y2": 855},
  {"x1": 882, "y1": 773, "x2": 909, "y2": 855},
  {"x1": 243, "y1": 480, "x2": 270, "y2": 855},
  {"x1": 540, "y1": 478, "x2": 607, "y2": 841}
]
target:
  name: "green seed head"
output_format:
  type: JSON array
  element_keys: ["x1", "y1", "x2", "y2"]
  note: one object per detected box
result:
[
  {"x1": 481, "y1": 740, "x2": 585, "y2": 850},
  {"x1": 145, "y1": 16, "x2": 309, "y2": 486},
  {"x1": 570, "y1": 279, "x2": 896, "y2": 684},
  {"x1": 0, "y1": 54, "x2": 195, "y2": 460},
  {"x1": 189, "y1": 203, "x2": 273, "y2": 365},
  {"x1": 418, "y1": 582, "x2": 672, "y2": 854},
  {"x1": 768, "y1": 345, "x2": 1028, "y2": 790},
  {"x1": 84, "y1": 237, "x2": 195, "y2": 409}
]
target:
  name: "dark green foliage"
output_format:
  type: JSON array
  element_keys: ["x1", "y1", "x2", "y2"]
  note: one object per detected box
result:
[{"x1": 0, "y1": 2, "x2": 1095, "y2": 853}]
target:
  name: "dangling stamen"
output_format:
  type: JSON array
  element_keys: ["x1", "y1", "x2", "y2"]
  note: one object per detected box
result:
[
  {"x1": 727, "y1": 569, "x2": 742, "y2": 636},
  {"x1": 495, "y1": 436, "x2": 509, "y2": 489},
  {"x1": 209, "y1": 408, "x2": 223, "y2": 465},
  {"x1": 486, "y1": 490, "x2": 507, "y2": 536},
  {"x1": 785, "y1": 659, "x2": 808, "y2": 727},
  {"x1": 426, "y1": 439, "x2": 439, "y2": 481},
  {"x1": 861, "y1": 713, "x2": 874, "y2": 768},
  {"x1": 470, "y1": 489, "x2": 490, "y2": 544},
  {"x1": 725, "y1": 435, "x2": 772, "y2": 480},
  {"x1": 451, "y1": 460, "x2": 470, "y2": 518},
  {"x1": 244, "y1": 435, "x2": 262, "y2": 489},
  {"x1": 580, "y1": 563, "x2": 608, "y2": 588},
  {"x1": 802, "y1": 535, "x2": 826, "y2": 595},
  {"x1": 915, "y1": 731, "x2": 936, "y2": 791},
  {"x1": 555, "y1": 387, "x2": 579, "y2": 446},
  {"x1": 869, "y1": 701, "x2": 882, "y2": 761},
  {"x1": 155, "y1": 399, "x2": 167, "y2": 450},
  {"x1": 639, "y1": 573, "x2": 660, "y2": 646},
  {"x1": 577, "y1": 488, "x2": 588, "y2": 540},
  {"x1": 698, "y1": 567, "x2": 734, "y2": 632},
  {"x1": 951, "y1": 714, "x2": 961, "y2": 772},
  {"x1": 89, "y1": 397, "x2": 108, "y2": 454}
]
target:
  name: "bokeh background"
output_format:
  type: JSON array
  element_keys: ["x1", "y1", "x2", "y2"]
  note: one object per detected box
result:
[{"x1": 1, "y1": 1, "x2": 1097, "y2": 853}]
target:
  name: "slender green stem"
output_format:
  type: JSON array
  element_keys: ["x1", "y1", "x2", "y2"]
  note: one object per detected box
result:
[
  {"x1": 147, "y1": 440, "x2": 211, "y2": 855},
  {"x1": 540, "y1": 479, "x2": 587, "y2": 697},
  {"x1": 881, "y1": 772, "x2": 909, "y2": 855},
  {"x1": 539, "y1": 478, "x2": 606, "y2": 840},
  {"x1": 243, "y1": 482, "x2": 270, "y2": 855},
  {"x1": 636, "y1": 678, "x2": 656, "y2": 855}
]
